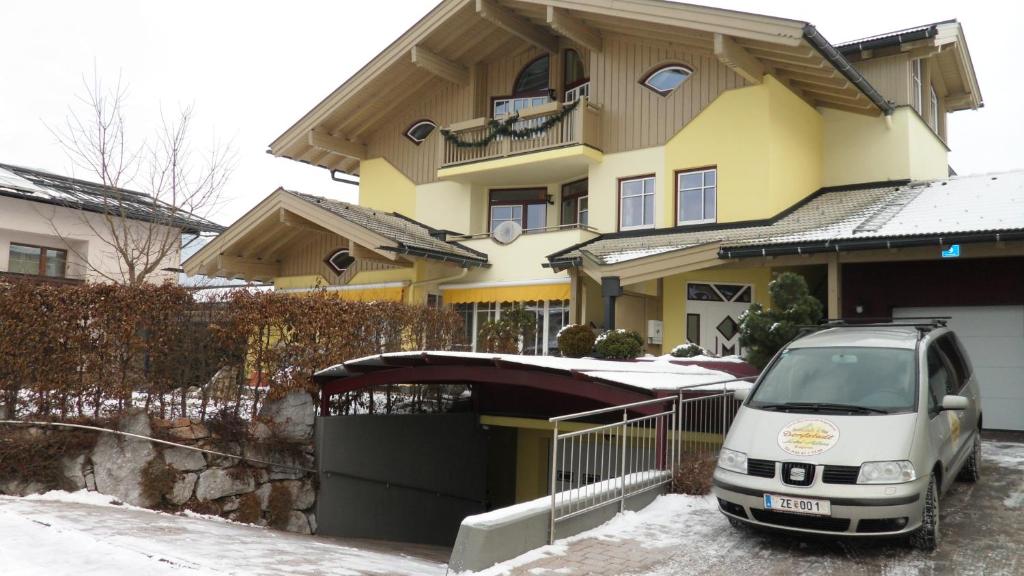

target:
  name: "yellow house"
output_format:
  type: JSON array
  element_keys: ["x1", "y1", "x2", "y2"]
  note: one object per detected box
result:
[{"x1": 184, "y1": 3, "x2": 1024, "y2": 432}]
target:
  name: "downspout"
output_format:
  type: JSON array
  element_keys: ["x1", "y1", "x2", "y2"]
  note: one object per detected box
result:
[
  {"x1": 406, "y1": 267, "x2": 469, "y2": 304},
  {"x1": 803, "y1": 24, "x2": 895, "y2": 116}
]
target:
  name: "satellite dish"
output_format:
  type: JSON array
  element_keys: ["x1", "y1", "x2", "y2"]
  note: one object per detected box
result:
[{"x1": 492, "y1": 220, "x2": 523, "y2": 245}]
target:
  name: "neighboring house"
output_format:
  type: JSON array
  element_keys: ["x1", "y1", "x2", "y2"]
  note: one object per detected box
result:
[
  {"x1": 186, "y1": 2, "x2": 1024, "y2": 430},
  {"x1": 0, "y1": 163, "x2": 224, "y2": 284}
]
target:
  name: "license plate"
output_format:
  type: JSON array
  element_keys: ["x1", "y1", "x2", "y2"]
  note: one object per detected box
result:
[{"x1": 763, "y1": 493, "x2": 831, "y2": 516}]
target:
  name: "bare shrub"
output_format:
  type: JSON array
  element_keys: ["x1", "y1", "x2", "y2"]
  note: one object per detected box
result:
[
  {"x1": 233, "y1": 492, "x2": 262, "y2": 525},
  {"x1": 672, "y1": 452, "x2": 717, "y2": 495},
  {"x1": 267, "y1": 482, "x2": 295, "y2": 529},
  {"x1": 140, "y1": 456, "x2": 177, "y2": 507},
  {"x1": 0, "y1": 425, "x2": 99, "y2": 488}
]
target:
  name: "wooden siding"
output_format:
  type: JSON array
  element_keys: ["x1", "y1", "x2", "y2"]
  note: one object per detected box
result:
[
  {"x1": 277, "y1": 231, "x2": 402, "y2": 285},
  {"x1": 591, "y1": 34, "x2": 745, "y2": 154},
  {"x1": 365, "y1": 33, "x2": 746, "y2": 185},
  {"x1": 852, "y1": 53, "x2": 910, "y2": 107}
]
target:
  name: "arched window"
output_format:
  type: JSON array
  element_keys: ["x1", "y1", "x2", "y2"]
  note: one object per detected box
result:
[
  {"x1": 514, "y1": 54, "x2": 549, "y2": 94},
  {"x1": 564, "y1": 49, "x2": 589, "y2": 103},
  {"x1": 325, "y1": 248, "x2": 355, "y2": 275},
  {"x1": 404, "y1": 120, "x2": 436, "y2": 145},
  {"x1": 640, "y1": 64, "x2": 692, "y2": 96},
  {"x1": 494, "y1": 55, "x2": 553, "y2": 117}
]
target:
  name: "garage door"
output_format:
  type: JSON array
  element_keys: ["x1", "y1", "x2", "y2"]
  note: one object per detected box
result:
[{"x1": 894, "y1": 306, "x2": 1024, "y2": 431}]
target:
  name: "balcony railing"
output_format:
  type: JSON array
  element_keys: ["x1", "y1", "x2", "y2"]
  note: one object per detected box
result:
[{"x1": 440, "y1": 97, "x2": 601, "y2": 169}]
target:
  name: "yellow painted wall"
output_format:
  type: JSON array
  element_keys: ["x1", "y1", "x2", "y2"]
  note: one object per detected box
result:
[
  {"x1": 274, "y1": 275, "x2": 329, "y2": 290},
  {"x1": 822, "y1": 107, "x2": 948, "y2": 187},
  {"x1": 587, "y1": 146, "x2": 666, "y2": 233},
  {"x1": 515, "y1": 427, "x2": 550, "y2": 502},
  {"x1": 358, "y1": 158, "x2": 417, "y2": 216},
  {"x1": 661, "y1": 267, "x2": 772, "y2": 353},
  {"x1": 663, "y1": 75, "x2": 822, "y2": 225},
  {"x1": 415, "y1": 180, "x2": 473, "y2": 234},
  {"x1": 457, "y1": 228, "x2": 594, "y2": 284}
]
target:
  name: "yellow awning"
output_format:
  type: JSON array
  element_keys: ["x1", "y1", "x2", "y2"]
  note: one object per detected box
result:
[
  {"x1": 443, "y1": 283, "x2": 570, "y2": 304},
  {"x1": 328, "y1": 287, "x2": 405, "y2": 302}
]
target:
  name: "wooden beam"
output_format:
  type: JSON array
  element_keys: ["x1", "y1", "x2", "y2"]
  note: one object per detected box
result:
[
  {"x1": 546, "y1": 6, "x2": 602, "y2": 52},
  {"x1": 827, "y1": 254, "x2": 842, "y2": 319},
  {"x1": 279, "y1": 208, "x2": 331, "y2": 232},
  {"x1": 410, "y1": 46, "x2": 470, "y2": 86},
  {"x1": 714, "y1": 34, "x2": 763, "y2": 84},
  {"x1": 772, "y1": 69, "x2": 850, "y2": 90},
  {"x1": 307, "y1": 130, "x2": 366, "y2": 160},
  {"x1": 476, "y1": 0, "x2": 557, "y2": 53},
  {"x1": 217, "y1": 255, "x2": 280, "y2": 281}
]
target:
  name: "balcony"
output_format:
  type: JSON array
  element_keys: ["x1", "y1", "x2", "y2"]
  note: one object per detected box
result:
[{"x1": 437, "y1": 98, "x2": 603, "y2": 184}]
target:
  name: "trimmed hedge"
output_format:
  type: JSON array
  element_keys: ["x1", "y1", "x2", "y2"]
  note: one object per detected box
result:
[
  {"x1": 594, "y1": 329, "x2": 643, "y2": 360},
  {"x1": 556, "y1": 324, "x2": 596, "y2": 358}
]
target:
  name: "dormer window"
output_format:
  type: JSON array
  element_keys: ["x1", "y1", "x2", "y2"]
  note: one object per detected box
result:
[
  {"x1": 405, "y1": 120, "x2": 437, "y2": 145},
  {"x1": 325, "y1": 248, "x2": 355, "y2": 275},
  {"x1": 641, "y1": 64, "x2": 692, "y2": 96}
]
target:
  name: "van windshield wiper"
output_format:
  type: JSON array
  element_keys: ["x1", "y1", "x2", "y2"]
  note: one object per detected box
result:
[{"x1": 756, "y1": 402, "x2": 889, "y2": 414}]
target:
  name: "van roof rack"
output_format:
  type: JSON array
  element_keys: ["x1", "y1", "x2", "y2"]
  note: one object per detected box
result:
[{"x1": 794, "y1": 317, "x2": 950, "y2": 339}]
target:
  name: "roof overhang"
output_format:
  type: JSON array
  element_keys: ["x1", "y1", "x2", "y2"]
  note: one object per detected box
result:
[
  {"x1": 182, "y1": 188, "x2": 405, "y2": 282},
  {"x1": 839, "y1": 20, "x2": 982, "y2": 112},
  {"x1": 571, "y1": 241, "x2": 723, "y2": 286},
  {"x1": 270, "y1": 0, "x2": 890, "y2": 176}
]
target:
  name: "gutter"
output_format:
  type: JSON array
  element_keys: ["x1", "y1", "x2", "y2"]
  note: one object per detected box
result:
[
  {"x1": 803, "y1": 24, "x2": 894, "y2": 115},
  {"x1": 719, "y1": 230, "x2": 1024, "y2": 259},
  {"x1": 377, "y1": 245, "x2": 490, "y2": 268},
  {"x1": 835, "y1": 23, "x2": 943, "y2": 55}
]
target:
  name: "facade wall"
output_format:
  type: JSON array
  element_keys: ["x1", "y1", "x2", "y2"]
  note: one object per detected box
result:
[
  {"x1": 821, "y1": 107, "x2": 948, "y2": 187},
  {"x1": 661, "y1": 266, "x2": 772, "y2": 354},
  {"x1": 0, "y1": 196, "x2": 179, "y2": 284},
  {"x1": 854, "y1": 53, "x2": 912, "y2": 107},
  {"x1": 358, "y1": 158, "x2": 417, "y2": 215},
  {"x1": 363, "y1": 34, "x2": 745, "y2": 187}
]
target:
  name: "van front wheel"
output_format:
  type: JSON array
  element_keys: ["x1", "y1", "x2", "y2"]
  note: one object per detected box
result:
[
  {"x1": 909, "y1": 474, "x2": 940, "y2": 551},
  {"x1": 957, "y1": 434, "x2": 981, "y2": 482}
]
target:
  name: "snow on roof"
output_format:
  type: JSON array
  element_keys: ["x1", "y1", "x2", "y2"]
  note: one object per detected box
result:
[
  {"x1": 551, "y1": 170, "x2": 1024, "y2": 266},
  {"x1": 337, "y1": 351, "x2": 750, "y2": 392},
  {"x1": 0, "y1": 163, "x2": 224, "y2": 234}
]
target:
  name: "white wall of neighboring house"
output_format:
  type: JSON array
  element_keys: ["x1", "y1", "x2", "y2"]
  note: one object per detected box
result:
[{"x1": 0, "y1": 195, "x2": 181, "y2": 284}]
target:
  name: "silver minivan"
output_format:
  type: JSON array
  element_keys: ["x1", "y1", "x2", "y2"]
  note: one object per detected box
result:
[{"x1": 713, "y1": 321, "x2": 982, "y2": 550}]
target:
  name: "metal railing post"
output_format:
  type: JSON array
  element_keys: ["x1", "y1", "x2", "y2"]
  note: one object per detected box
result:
[
  {"x1": 549, "y1": 420, "x2": 559, "y2": 545},
  {"x1": 620, "y1": 408, "x2": 628, "y2": 512}
]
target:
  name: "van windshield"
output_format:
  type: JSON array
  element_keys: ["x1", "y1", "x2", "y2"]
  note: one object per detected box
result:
[{"x1": 748, "y1": 347, "x2": 917, "y2": 414}]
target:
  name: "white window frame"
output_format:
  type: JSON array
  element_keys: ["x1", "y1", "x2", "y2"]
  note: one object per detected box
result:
[
  {"x1": 677, "y1": 168, "x2": 717, "y2": 225},
  {"x1": 564, "y1": 81, "x2": 590, "y2": 104},
  {"x1": 911, "y1": 59, "x2": 923, "y2": 114},
  {"x1": 619, "y1": 176, "x2": 656, "y2": 231},
  {"x1": 577, "y1": 195, "x2": 589, "y2": 226},
  {"x1": 929, "y1": 84, "x2": 939, "y2": 131},
  {"x1": 404, "y1": 120, "x2": 437, "y2": 145},
  {"x1": 461, "y1": 300, "x2": 569, "y2": 355}
]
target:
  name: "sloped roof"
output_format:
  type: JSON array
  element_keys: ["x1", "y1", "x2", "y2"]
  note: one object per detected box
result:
[
  {"x1": 285, "y1": 190, "x2": 488, "y2": 266},
  {"x1": 835, "y1": 20, "x2": 955, "y2": 52},
  {"x1": 549, "y1": 170, "x2": 1024, "y2": 267},
  {"x1": 0, "y1": 163, "x2": 224, "y2": 234}
]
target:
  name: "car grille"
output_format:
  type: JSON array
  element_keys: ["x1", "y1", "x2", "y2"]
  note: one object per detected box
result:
[
  {"x1": 751, "y1": 509, "x2": 851, "y2": 532},
  {"x1": 781, "y1": 462, "x2": 815, "y2": 486},
  {"x1": 747, "y1": 459, "x2": 776, "y2": 478},
  {"x1": 823, "y1": 465, "x2": 861, "y2": 485}
]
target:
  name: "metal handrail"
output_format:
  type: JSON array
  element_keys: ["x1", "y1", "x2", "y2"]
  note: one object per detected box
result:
[{"x1": 549, "y1": 395, "x2": 677, "y2": 423}]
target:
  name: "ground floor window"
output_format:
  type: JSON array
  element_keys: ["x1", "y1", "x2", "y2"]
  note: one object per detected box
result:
[
  {"x1": 454, "y1": 299, "x2": 570, "y2": 355},
  {"x1": 8, "y1": 243, "x2": 67, "y2": 278}
]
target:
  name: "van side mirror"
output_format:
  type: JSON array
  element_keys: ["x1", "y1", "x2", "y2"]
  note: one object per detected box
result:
[
  {"x1": 941, "y1": 395, "x2": 969, "y2": 411},
  {"x1": 733, "y1": 389, "x2": 750, "y2": 402}
]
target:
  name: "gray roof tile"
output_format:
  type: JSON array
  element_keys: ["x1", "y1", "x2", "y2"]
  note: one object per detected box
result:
[
  {"x1": 551, "y1": 171, "x2": 1024, "y2": 266},
  {"x1": 286, "y1": 190, "x2": 488, "y2": 266}
]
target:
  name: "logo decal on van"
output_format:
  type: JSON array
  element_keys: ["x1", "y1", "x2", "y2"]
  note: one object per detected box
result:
[{"x1": 778, "y1": 419, "x2": 840, "y2": 456}]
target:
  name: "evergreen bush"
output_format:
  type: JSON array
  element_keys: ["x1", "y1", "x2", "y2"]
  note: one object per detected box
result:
[
  {"x1": 556, "y1": 324, "x2": 596, "y2": 358},
  {"x1": 738, "y1": 272, "x2": 823, "y2": 369},
  {"x1": 594, "y1": 329, "x2": 644, "y2": 360}
]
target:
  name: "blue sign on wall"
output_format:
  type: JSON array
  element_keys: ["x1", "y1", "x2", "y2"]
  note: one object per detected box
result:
[{"x1": 941, "y1": 244, "x2": 961, "y2": 258}]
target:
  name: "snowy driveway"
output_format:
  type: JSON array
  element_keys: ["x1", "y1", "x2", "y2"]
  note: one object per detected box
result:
[
  {"x1": 0, "y1": 491, "x2": 447, "y2": 576},
  {"x1": 475, "y1": 440, "x2": 1024, "y2": 576}
]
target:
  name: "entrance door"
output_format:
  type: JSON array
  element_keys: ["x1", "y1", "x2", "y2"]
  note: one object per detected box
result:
[
  {"x1": 685, "y1": 282, "x2": 753, "y2": 356},
  {"x1": 895, "y1": 306, "x2": 1024, "y2": 431}
]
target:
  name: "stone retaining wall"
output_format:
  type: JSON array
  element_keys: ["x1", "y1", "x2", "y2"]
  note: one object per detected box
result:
[{"x1": 0, "y1": 391, "x2": 318, "y2": 535}]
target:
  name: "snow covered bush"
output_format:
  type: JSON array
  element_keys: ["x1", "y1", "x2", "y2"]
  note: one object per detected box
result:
[
  {"x1": 557, "y1": 324, "x2": 596, "y2": 358},
  {"x1": 670, "y1": 342, "x2": 710, "y2": 358},
  {"x1": 594, "y1": 329, "x2": 644, "y2": 360},
  {"x1": 738, "y1": 272, "x2": 823, "y2": 369}
]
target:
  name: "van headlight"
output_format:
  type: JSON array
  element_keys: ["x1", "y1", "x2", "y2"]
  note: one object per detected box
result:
[
  {"x1": 857, "y1": 461, "x2": 916, "y2": 484},
  {"x1": 718, "y1": 448, "x2": 748, "y2": 474}
]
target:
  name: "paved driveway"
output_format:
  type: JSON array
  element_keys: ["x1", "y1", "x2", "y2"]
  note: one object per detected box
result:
[{"x1": 480, "y1": 437, "x2": 1024, "y2": 576}]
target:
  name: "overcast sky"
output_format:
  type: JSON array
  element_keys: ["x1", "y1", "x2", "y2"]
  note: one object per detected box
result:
[{"x1": 1, "y1": 1, "x2": 1020, "y2": 225}]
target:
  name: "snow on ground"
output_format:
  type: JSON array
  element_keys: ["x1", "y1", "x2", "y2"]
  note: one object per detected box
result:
[
  {"x1": 985, "y1": 441, "x2": 1024, "y2": 509},
  {"x1": 0, "y1": 491, "x2": 446, "y2": 576}
]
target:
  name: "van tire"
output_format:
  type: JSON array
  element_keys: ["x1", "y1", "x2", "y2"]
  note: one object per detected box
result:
[
  {"x1": 957, "y1": 434, "x2": 981, "y2": 482},
  {"x1": 910, "y1": 474, "x2": 939, "y2": 551}
]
